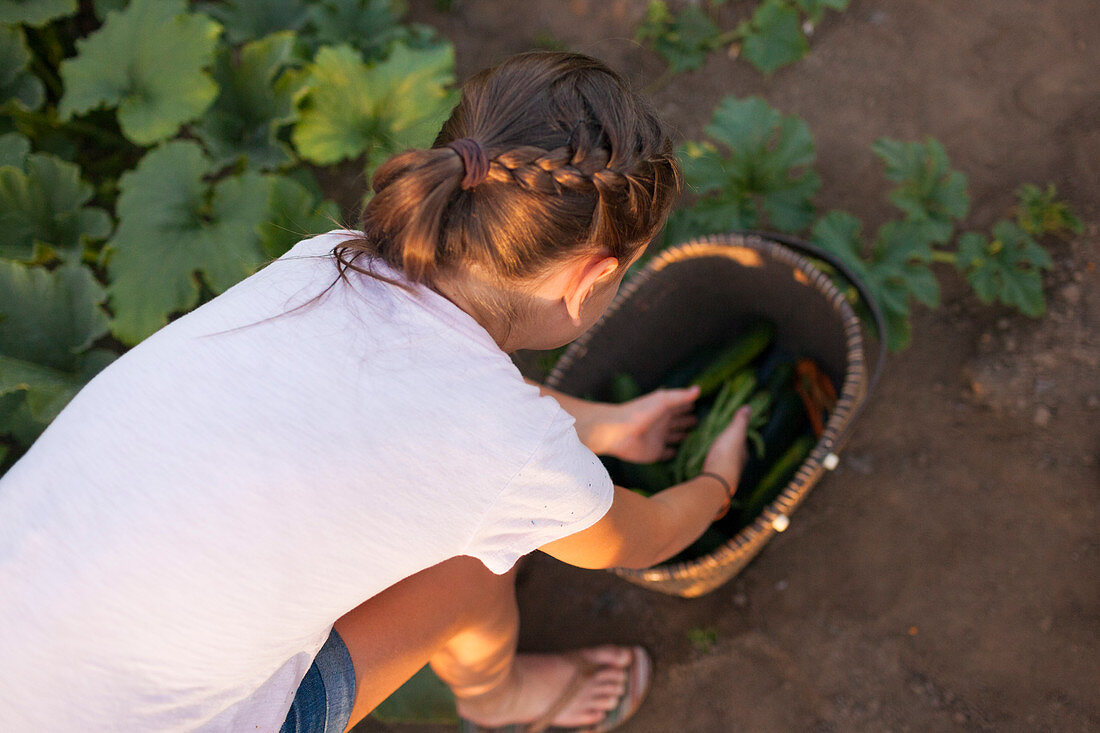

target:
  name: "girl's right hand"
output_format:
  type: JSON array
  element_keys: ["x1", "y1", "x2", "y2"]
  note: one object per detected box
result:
[{"x1": 701, "y1": 405, "x2": 752, "y2": 493}]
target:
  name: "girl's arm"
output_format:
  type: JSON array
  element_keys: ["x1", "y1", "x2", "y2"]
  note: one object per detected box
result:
[
  {"x1": 539, "y1": 406, "x2": 752, "y2": 569},
  {"x1": 527, "y1": 379, "x2": 698, "y2": 462}
]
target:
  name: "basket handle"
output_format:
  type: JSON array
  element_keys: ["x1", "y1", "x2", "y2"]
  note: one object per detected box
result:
[{"x1": 736, "y1": 229, "x2": 887, "y2": 428}]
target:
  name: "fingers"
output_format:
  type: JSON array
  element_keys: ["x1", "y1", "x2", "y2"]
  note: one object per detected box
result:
[
  {"x1": 669, "y1": 414, "x2": 697, "y2": 432},
  {"x1": 722, "y1": 404, "x2": 752, "y2": 437},
  {"x1": 657, "y1": 385, "x2": 700, "y2": 409}
]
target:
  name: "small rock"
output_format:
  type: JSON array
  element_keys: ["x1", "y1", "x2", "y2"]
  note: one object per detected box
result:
[
  {"x1": 1086, "y1": 394, "x2": 1100, "y2": 410},
  {"x1": 1034, "y1": 405, "x2": 1052, "y2": 428},
  {"x1": 1004, "y1": 336, "x2": 1017, "y2": 352},
  {"x1": 996, "y1": 318, "x2": 1011, "y2": 331},
  {"x1": 733, "y1": 592, "x2": 748, "y2": 608},
  {"x1": 953, "y1": 711, "x2": 968, "y2": 724},
  {"x1": 1061, "y1": 284, "x2": 1082, "y2": 305},
  {"x1": 868, "y1": 9, "x2": 887, "y2": 24},
  {"x1": 978, "y1": 332, "x2": 994, "y2": 351},
  {"x1": 1039, "y1": 616, "x2": 1053, "y2": 633},
  {"x1": 775, "y1": 579, "x2": 789, "y2": 591}
]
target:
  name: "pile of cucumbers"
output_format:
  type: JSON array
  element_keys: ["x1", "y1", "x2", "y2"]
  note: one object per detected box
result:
[{"x1": 606, "y1": 320, "x2": 827, "y2": 562}]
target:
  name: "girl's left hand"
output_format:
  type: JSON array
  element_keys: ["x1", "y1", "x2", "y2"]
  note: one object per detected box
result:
[{"x1": 597, "y1": 386, "x2": 700, "y2": 463}]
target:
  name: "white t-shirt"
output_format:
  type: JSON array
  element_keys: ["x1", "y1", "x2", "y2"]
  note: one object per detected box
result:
[{"x1": 0, "y1": 231, "x2": 613, "y2": 731}]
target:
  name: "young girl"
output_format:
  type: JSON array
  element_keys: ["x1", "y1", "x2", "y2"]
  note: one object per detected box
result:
[{"x1": 0, "y1": 52, "x2": 750, "y2": 732}]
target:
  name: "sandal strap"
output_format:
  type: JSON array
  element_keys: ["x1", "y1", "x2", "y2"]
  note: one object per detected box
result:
[{"x1": 525, "y1": 653, "x2": 601, "y2": 733}]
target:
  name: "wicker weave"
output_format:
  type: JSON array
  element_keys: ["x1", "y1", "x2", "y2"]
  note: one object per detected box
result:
[{"x1": 546, "y1": 233, "x2": 869, "y2": 598}]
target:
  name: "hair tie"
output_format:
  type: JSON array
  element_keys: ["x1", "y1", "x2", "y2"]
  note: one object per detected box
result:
[{"x1": 446, "y1": 138, "x2": 490, "y2": 190}]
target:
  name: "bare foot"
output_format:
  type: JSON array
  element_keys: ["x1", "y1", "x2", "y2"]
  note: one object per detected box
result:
[{"x1": 454, "y1": 645, "x2": 641, "y2": 730}]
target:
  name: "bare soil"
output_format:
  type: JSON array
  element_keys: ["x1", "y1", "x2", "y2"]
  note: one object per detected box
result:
[{"x1": 360, "y1": 1, "x2": 1099, "y2": 730}]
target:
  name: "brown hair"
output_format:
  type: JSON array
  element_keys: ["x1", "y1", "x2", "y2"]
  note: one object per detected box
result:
[{"x1": 333, "y1": 51, "x2": 681, "y2": 298}]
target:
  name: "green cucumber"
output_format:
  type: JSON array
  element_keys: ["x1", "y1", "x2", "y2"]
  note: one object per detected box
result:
[
  {"x1": 735, "y1": 434, "x2": 814, "y2": 527},
  {"x1": 691, "y1": 321, "x2": 776, "y2": 397},
  {"x1": 675, "y1": 370, "x2": 757, "y2": 482}
]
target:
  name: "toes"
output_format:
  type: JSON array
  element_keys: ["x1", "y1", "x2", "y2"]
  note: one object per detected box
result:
[{"x1": 580, "y1": 644, "x2": 634, "y2": 668}]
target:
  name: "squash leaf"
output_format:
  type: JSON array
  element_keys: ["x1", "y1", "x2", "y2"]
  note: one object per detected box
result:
[
  {"x1": 813, "y1": 211, "x2": 938, "y2": 351},
  {"x1": 635, "y1": 1, "x2": 720, "y2": 74},
  {"x1": 197, "y1": 0, "x2": 313, "y2": 45},
  {"x1": 305, "y1": 0, "x2": 434, "y2": 63},
  {"x1": 0, "y1": 131, "x2": 31, "y2": 168},
  {"x1": 674, "y1": 95, "x2": 818, "y2": 239},
  {"x1": 193, "y1": 31, "x2": 303, "y2": 171},
  {"x1": 291, "y1": 40, "x2": 457, "y2": 169},
  {"x1": 0, "y1": 24, "x2": 45, "y2": 111},
  {"x1": 105, "y1": 140, "x2": 270, "y2": 344},
  {"x1": 740, "y1": 0, "x2": 809, "y2": 74},
  {"x1": 0, "y1": 0, "x2": 77, "y2": 26},
  {"x1": 259, "y1": 174, "x2": 341, "y2": 258},
  {"x1": 59, "y1": 0, "x2": 222, "y2": 145},
  {"x1": 956, "y1": 221, "x2": 1052, "y2": 317},
  {"x1": 0, "y1": 149, "x2": 113, "y2": 262},
  {"x1": 0, "y1": 260, "x2": 114, "y2": 438},
  {"x1": 872, "y1": 137, "x2": 969, "y2": 242},
  {"x1": 1014, "y1": 183, "x2": 1083, "y2": 237}
]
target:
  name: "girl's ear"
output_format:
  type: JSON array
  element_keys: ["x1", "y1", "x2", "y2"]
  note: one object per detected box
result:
[{"x1": 563, "y1": 255, "x2": 619, "y2": 324}]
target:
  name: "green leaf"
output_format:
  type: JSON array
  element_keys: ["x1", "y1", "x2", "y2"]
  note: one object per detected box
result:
[
  {"x1": 0, "y1": 25, "x2": 45, "y2": 111},
  {"x1": 636, "y1": 1, "x2": 720, "y2": 74},
  {"x1": 193, "y1": 32, "x2": 303, "y2": 171},
  {"x1": 876, "y1": 221, "x2": 939, "y2": 306},
  {"x1": 1014, "y1": 183, "x2": 1083, "y2": 237},
  {"x1": 92, "y1": 0, "x2": 129, "y2": 21},
  {"x1": 956, "y1": 221, "x2": 1051, "y2": 317},
  {"x1": 259, "y1": 174, "x2": 341, "y2": 258},
  {"x1": 105, "y1": 140, "x2": 270, "y2": 344},
  {"x1": 0, "y1": 260, "x2": 114, "y2": 436},
  {"x1": 812, "y1": 212, "x2": 938, "y2": 351},
  {"x1": 0, "y1": 131, "x2": 31, "y2": 168},
  {"x1": 677, "y1": 96, "x2": 818, "y2": 235},
  {"x1": 872, "y1": 137, "x2": 969, "y2": 241},
  {"x1": 741, "y1": 0, "x2": 809, "y2": 74},
  {"x1": 59, "y1": 0, "x2": 222, "y2": 145},
  {"x1": 305, "y1": 0, "x2": 431, "y2": 63},
  {"x1": 0, "y1": 0, "x2": 77, "y2": 26},
  {"x1": 0, "y1": 151, "x2": 113, "y2": 262},
  {"x1": 197, "y1": 0, "x2": 312, "y2": 45},
  {"x1": 292, "y1": 41, "x2": 457, "y2": 168}
]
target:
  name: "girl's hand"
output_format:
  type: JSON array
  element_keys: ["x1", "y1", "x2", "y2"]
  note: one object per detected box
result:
[
  {"x1": 701, "y1": 405, "x2": 752, "y2": 490},
  {"x1": 597, "y1": 387, "x2": 700, "y2": 464}
]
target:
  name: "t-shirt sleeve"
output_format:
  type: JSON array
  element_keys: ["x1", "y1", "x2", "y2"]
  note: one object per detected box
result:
[{"x1": 462, "y1": 408, "x2": 614, "y2": 574}]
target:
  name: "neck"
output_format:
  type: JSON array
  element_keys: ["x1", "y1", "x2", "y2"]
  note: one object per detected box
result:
[{"x1": 433, "y1": 272, "x2": 571, "y2": 353}]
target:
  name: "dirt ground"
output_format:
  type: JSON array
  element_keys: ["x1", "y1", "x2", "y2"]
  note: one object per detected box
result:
[{"x1": 360, "y1": 1, "x2": 1099, "y2": 730}]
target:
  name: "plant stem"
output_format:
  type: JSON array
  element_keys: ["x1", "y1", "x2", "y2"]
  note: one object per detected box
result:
[{"x1": 930, "y1": 248, "x2": 957, "y2": 265}]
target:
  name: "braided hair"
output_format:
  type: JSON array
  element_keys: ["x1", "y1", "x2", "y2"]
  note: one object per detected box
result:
[{"x1": 335, "y1": 51, "x2": 681, "y2": 291}]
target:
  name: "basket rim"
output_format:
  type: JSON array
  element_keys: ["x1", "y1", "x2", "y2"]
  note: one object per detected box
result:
[{"x1": 547, "y1": 233, "x2": 869, "y2": 585}]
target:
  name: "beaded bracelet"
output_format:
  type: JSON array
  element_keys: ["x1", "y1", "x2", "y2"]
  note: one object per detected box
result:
[{"x1": 698, "y1": 471, "x2": 734, "y2": 520}]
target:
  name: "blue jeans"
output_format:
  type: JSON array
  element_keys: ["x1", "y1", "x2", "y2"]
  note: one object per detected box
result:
[{"x1": 280, "y1": 629, "x2": 356, "y2": 733}]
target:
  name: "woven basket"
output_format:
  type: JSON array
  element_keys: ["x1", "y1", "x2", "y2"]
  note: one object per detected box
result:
[{"x1": 546, "y1": 232, "x2": 879, "y2": 598}]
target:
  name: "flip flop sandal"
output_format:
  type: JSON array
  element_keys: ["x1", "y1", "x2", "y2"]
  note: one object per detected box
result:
[{"x1": 458, "y1": 646, "x2": 652, "y2": 733}]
